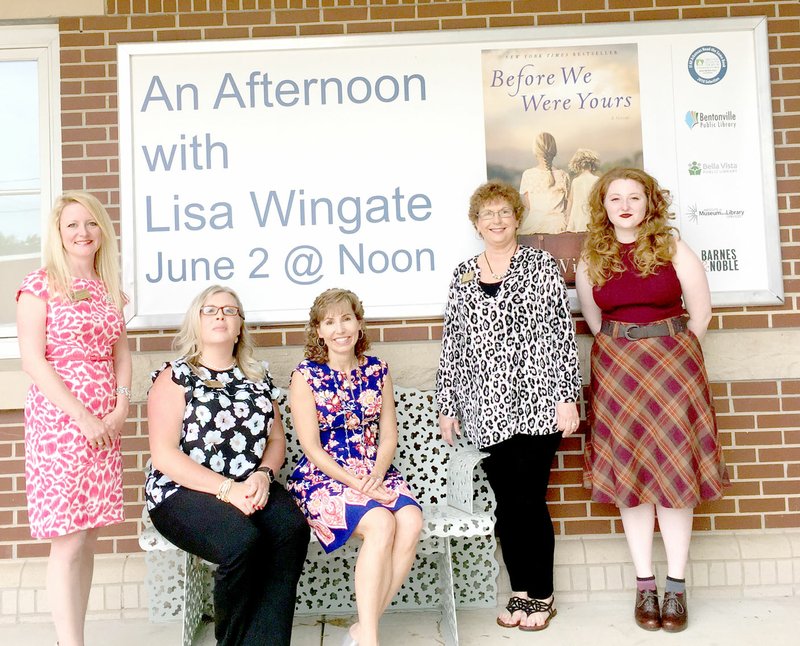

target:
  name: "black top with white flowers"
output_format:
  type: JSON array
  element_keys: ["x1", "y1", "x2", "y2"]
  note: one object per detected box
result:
[{"x1": 145, "y1": 358, "x2": 279, "y2": 511}]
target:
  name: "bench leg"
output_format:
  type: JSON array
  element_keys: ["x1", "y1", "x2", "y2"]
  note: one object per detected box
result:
[
  {"x1": 438, "y1": 538, "x2": 459, "y2": 646},
  {"x1": 182, "y1": 552, "x2": 206, "y2": 646},
  {"x1": 144, "y1": 549, "x2": 185, "y2": 622}
]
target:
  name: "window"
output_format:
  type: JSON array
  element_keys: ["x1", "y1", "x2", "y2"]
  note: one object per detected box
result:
[{"x1": 0, "y1": 25, "x2": 60, "y2": 357}]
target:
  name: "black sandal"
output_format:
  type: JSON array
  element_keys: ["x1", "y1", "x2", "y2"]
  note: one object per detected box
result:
[
  {"x1": 496, "y1": 596, "x2": 529, "y2": 628},
  {"x1": 518, "y1": 596, "x2": 557, "y2": 632}
]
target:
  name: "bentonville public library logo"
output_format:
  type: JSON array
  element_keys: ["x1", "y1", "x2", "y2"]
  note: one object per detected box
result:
[
  {"x1": 686, "y1": 204, "x2": 745, "y2": 223},
  {"x1": 688, "y1": 160, "x2": 738, "y2": 176},
  {"x1": 687, "y1": 45, "x2": 728, "y2": 85},
  {"x1": 685, "y1": 109, "x2": 737, "y2": 129}
]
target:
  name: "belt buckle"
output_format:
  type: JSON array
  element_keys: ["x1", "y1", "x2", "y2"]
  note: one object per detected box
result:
[{"x1": 622, "y1": 324, "x2": 640, "y2": 341}]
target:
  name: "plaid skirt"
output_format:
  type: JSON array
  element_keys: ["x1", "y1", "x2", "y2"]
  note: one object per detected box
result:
[{"x1": 583, "y1": 326, "x2": 729, "y2": 508}]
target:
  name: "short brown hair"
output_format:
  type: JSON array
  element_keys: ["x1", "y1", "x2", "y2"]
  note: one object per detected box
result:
[
  {"x1": 467, "y1": 180, "x2": 525, "y2": 229},
  {"x1": 303, "y1": 288, "x2": 371, "y2": 363}
]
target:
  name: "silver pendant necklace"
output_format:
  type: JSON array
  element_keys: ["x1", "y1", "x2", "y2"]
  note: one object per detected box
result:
[{"x1": 483, "y1": 244, "x2": 518, "y2": 280}]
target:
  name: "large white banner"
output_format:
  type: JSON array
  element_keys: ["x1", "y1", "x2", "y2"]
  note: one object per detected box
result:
[{"x1": 118, "y1": 17, "x2": 781, "y2": 329}]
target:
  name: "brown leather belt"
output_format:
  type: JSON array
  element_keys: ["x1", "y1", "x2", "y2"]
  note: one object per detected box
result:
[{"x1": 600, "y1": 316, "x2": 687, "y2": 341}]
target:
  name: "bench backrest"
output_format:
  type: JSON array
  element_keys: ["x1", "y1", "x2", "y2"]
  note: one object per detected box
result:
[{"x1": 277, "y1": 386, "x2": 493, "y2": 512}]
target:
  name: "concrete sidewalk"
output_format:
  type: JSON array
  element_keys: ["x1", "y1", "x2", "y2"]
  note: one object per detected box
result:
[{"x1": 1, "y1": 596, "x2": 797, "y2": 645}]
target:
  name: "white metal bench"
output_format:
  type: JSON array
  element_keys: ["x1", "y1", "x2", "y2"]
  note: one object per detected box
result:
[{"x1": 139, "y1": 386, "x2": 498, "y2": 646}]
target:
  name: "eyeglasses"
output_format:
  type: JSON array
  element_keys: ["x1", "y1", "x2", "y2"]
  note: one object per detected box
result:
[
  {"x1": 200, "y1": 305, "x2": 244, "y2": 318},
  {"x1": 477, "y1": 207, "x2": 515, "y2": 221}
]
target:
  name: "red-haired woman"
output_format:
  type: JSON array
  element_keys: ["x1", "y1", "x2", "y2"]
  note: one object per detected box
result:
[{"x1": 577, "y1": 168, "x2": 729, "y2": 633}]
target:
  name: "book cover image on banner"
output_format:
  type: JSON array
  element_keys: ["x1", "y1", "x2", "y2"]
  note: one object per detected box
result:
[{"x1": 481, "y1": 44, "x2": 642, "y2": 286}]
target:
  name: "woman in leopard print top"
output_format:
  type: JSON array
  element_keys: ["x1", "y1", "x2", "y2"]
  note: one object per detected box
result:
[{"x1": 437, "y1": 180, "x2": 581, "y2": 632}]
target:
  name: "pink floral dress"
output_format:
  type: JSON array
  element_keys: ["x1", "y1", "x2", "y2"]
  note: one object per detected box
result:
[
  {"x1": 17, "y1": 269, "x2": 125, "y2": 539},
  {"x1": 287, "y1": 355, "x2": 419, "y2": 553}
]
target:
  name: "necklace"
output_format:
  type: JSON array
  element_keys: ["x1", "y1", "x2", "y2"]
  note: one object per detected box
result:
[
  {"x1": 194, "y1": 360, "x2": 235, "y2": 388},
  {"x1": 483, "y1": 245, "x2": 518, "y2": 280},
  {"x1": 337, "y1": 362, "x2": 361, "y2": 430},
  {"x1": 342, "y1": 362, "x2": 359, "y2": 398}
]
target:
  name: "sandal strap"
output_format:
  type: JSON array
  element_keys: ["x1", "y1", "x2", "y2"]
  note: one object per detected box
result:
[
  {"x1": 505, "y1": 596, "x2": 531, "y2": 615},
  {"x1": 527, "y1": 597, "x2": 555, "y2": 614}
]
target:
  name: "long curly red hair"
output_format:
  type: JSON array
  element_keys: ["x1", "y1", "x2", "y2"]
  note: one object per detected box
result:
[{"x1": 582, "y1": 167, "x2": 677, "y2": 287}]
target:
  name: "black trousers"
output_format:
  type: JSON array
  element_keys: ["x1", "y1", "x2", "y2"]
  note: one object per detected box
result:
[
  {"x1": 149, "y1": 482, "x2": 310, "y2": 646},
  {"x1": 482, "y1": 432, "x2": 562, "y2": 599}
]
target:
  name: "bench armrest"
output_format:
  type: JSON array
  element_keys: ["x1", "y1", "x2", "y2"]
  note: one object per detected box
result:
[{"x1": 446, "y1": 443, "x2": 489, "y2": 514}]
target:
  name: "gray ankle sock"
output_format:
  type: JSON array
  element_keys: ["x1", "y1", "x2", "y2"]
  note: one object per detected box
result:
[{"x1": 665, "y1": 576, "x2": 685, "y2": 594}]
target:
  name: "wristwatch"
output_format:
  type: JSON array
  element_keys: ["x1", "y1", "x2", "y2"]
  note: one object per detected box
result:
[{"x1": 255, "y1": 466, "x2": 274, "y2": 483}]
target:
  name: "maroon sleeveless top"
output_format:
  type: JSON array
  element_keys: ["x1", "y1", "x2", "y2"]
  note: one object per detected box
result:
[{"x1": 593, "y1": 243, "x2": 684, "y2": 324}]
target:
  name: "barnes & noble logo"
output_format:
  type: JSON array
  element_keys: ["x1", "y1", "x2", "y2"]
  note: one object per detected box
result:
[{"x1": 701, "y1": 248, "x2": 739, "y2": 272}]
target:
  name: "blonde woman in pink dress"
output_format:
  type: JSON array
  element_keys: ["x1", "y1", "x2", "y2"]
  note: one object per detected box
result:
[{"x1": 16, "y1": 192, "x2": 131, "y2": 646}]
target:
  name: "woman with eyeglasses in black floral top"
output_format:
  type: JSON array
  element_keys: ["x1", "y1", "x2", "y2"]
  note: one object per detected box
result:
[{"x1": 146, "y1": 285, "x2": 309, "y2": 646}]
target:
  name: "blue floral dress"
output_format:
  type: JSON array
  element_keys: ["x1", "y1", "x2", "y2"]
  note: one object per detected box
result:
[
  {"x1": 287, "y1": 355, "x2": 419, "y2": 553},
  {"x1": 145, "y1": 358, "x2": 279, "y2": 511}
]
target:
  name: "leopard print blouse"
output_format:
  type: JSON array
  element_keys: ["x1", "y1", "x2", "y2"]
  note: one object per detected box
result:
[{"x1": 436, "y1": 246, "x2": 581, "y2": 449}]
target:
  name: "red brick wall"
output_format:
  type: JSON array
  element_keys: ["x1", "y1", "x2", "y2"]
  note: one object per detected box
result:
[
  {"x1": 1, "y1": 0, "x2": 798, "y2": 557},
  {"x1": 3, "y1": 378, "x2": 799, "y2": 558}
]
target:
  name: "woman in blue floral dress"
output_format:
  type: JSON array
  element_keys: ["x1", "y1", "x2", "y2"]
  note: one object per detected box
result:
[
  {"x1": 146, "y1": 285, "x2": 309, "y2": 646},
  {"x1": 288, "y1": 288, "x2": 422, "y2": 646}
]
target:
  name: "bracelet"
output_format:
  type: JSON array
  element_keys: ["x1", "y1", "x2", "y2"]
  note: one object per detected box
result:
[
  {"x1": 216, "y1": 478, "x2": 233, "y2": 503},
  {"x1": 115, "y1": 386, "x2": 132, "y2": 401}
]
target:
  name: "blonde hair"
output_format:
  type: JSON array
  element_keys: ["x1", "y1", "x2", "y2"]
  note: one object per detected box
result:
[
  {"x1": 303, "y1": 288, "x2": 370, "y2": 363},
  {"x1": 44, "y1": 191, "x2": 124, "y2": 309},
  {"x1": 535, "y1": 132, "x2": 558, "y2": 188},
  {"x1": 173, "y1": 285, "x2": 265, "y2": 383},
  {"x1": 568, "y1": 149, "x2": 600, "y2": 174},
  {"x1": 582, "y1": 167, "x2": 677, "y2": 287}
]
